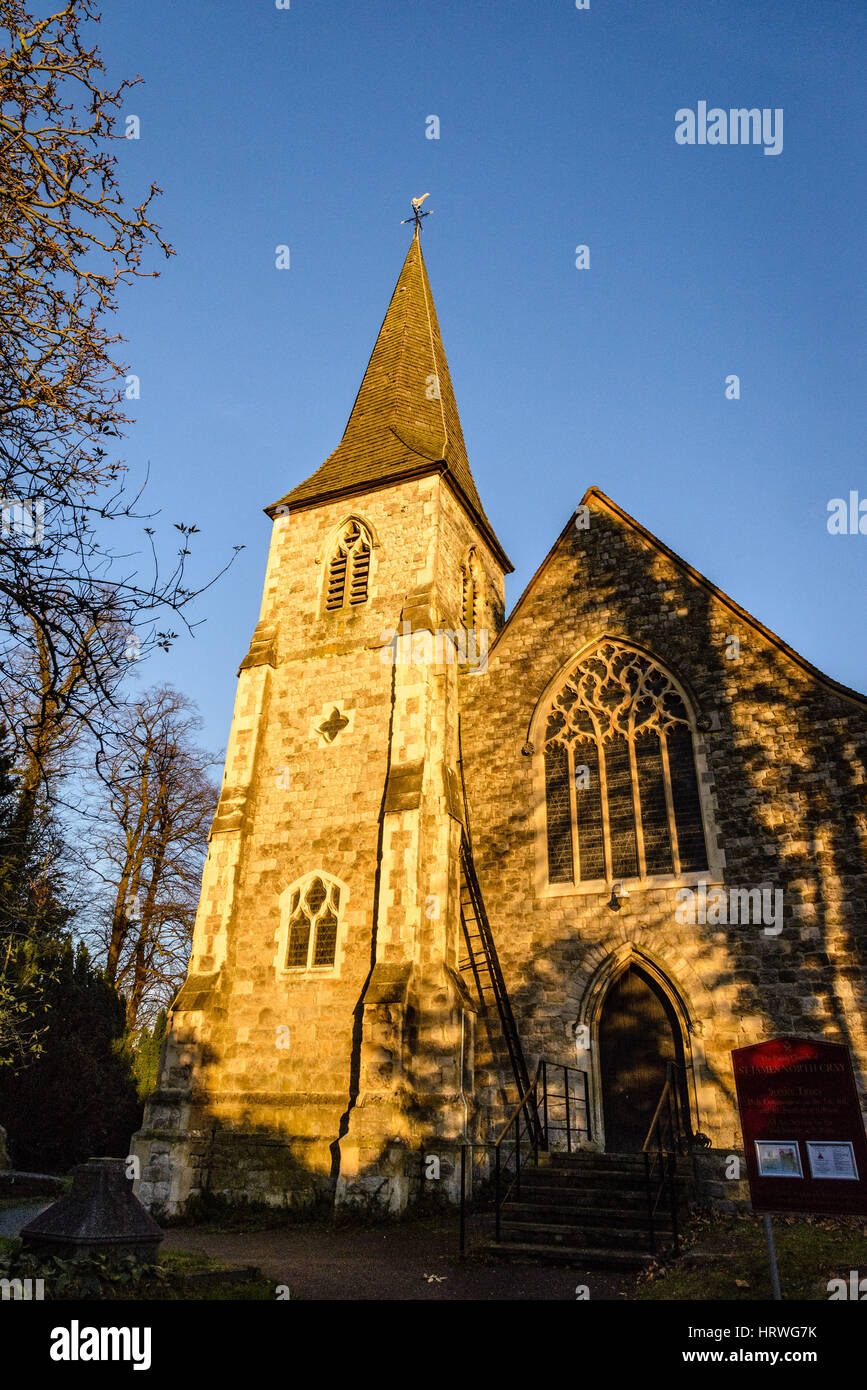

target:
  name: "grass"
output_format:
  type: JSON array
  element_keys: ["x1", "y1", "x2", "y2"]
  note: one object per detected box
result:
[
  {"x1": 634, "y1": 1208, "x2": 867, "y2": 1300},
  {"x1": 120, "y1": 1250, "x2": 275, "y2": 1301},
  {"x1": 0, "y1": 1236, "x2": 275, "y2": 1301},
  {"x1": 101, "y1": 1248, "x2": 275, "y2": 1301}
]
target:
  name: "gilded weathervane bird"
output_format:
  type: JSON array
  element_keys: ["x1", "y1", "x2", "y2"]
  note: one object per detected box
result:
[{"x1": 402, "y1": 193, "x2": 433, "y2": 231}]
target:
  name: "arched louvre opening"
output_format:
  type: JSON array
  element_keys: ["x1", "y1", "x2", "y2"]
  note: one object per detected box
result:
[
  {"x1": 325, "y1": 520, "x2": 372, "y2": 611},
  {"x1": 460, "y1": 547, "x2": 481, "y2": 630},
  {"x1": 542, "y1": 642, "x2": 709, "y2": 885}
]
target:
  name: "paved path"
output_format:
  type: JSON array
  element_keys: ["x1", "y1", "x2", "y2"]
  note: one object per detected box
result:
[
  {"x1": 0, "y1": 1200, "x2": 52, "y2": 1236},
  {"x1": 163, "y1": 1218, "x2": 633, "y2": 1301}
]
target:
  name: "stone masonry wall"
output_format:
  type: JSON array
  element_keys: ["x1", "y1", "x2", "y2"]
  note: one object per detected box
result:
[
  {"x1": 135, "y1": 472, "x2": 511, "y2": 1214},
  {"x1": 460, "y1": 491, "x2": 867, "y2": 1196}
]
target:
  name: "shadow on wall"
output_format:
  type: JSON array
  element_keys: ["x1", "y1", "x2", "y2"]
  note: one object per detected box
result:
[{"x1": 462, "y1": 503, "x2": 867, "y2": 1150}]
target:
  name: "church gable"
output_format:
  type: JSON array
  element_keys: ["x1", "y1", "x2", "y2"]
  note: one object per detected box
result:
[
  {"x1": 460, "y1": 485, "x2": 867, "y2": 1149},
  {"x1": 464, "y1": 484, "x2": 867, "y2": 899},
  {"x1": 474, "y1": 486, "x2": 867, "y2": 753}
]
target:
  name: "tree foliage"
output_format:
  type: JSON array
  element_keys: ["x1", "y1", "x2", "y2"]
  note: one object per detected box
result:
[
  {"x1": 0, "y1": 0, "x2": 240, "y2": 784},
  {"x1": 0, "y1": 937, "x2": 141, "y2": 1170},
  {"x1": 85, "y1": 685, "x2": 218, "y2": 1028},
  {"x1": 130, "y1": 1006, "x2": 166, "y2": 1101}
]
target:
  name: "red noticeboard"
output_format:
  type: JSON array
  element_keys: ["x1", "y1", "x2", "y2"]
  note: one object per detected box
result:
[{"x1": 732, "y1": 1037, "x2": 867, "y2": 1216}]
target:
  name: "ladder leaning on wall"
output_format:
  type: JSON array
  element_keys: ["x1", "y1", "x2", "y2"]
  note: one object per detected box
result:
[{"x1": 456, "y1": 727, "x2": 541, "y2": 1145}]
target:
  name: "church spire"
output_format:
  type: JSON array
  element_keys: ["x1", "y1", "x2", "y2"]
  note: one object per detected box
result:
[{"x1": 269, "y1": 223, "x2": 510, "y2": 571}]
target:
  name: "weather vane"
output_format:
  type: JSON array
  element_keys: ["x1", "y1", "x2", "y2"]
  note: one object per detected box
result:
[{"x1": 401, "y1": 193, "x2": 432, "y2": 232}]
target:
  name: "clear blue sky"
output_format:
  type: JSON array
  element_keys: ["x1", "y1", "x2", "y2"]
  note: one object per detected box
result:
[{"x1": 93, "y1": 0, "x2": 866, "y2": 753}]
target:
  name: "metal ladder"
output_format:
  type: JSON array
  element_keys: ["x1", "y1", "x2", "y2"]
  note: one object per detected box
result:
[
  {"x1": 456, "y1": 734, "x2": 539, "y2": 1140},
  {"x1": 457, "y1": 835, "x2": 532, "y2": 1097}
]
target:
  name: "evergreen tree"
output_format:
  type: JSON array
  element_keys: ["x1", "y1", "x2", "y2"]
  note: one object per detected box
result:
[
  {"x1": 0, "y1": 939, "x2": 142, "y2": 1171},
  {"x1": 0, "y1": 725, "x2": 141, "y2": 1170},
  {"x1": 131, "y1": 1008, "x2": 167, "y2": 1102}
]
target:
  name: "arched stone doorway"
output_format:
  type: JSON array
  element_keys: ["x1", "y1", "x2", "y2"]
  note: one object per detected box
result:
[{"x1": 598, "y1": 963, "x2": 689, "y2": 1152}]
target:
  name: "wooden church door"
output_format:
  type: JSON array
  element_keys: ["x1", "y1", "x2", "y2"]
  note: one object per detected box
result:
[{"x1": 599, "y1": 965, "x2": 685, "y2": 1152}]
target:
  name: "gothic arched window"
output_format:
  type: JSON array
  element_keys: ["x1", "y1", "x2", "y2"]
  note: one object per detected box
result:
[
  {"x1": 542, "y1": 642, "x2": 708, "y2": 887},
  {"x1": 284, "y1": 873, "x2": 342, "y2": 969},
  {"x1": 325, "y1": 520, "x2": 371, "y2": 611}
]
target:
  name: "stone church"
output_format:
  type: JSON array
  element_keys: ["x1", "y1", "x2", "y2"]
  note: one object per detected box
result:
[{"x1": 133, "y1": 226, "x2": 867, "y2": 1219}]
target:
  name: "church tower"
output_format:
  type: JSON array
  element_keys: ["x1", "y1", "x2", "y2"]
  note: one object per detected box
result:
[{"x1": 133, "y1": 225, "x2": 513, "y2": 1215}]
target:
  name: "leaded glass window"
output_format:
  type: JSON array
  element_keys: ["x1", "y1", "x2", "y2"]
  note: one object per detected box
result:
[
  {"x1": 285, "y1": 874, "x2": 342, "y2": 970},
  {"x1": 635, "y1": 731, "x2": 673, "y2": 876},
  {"x1": 667, "y1": 724, "x2": 707, "y2": 872},
  {"x1": 544, "y1": 743, "x2": 573, "y2": 883},
  {"x1": 574, "y1": 741, "x2": 606, "y2": 881},
  {"x1": 541, "y1": 641, "x2": 709, "y2": 886},
  {"x1": 606, "y1": 735, "x2": 639, "y2": 879}
]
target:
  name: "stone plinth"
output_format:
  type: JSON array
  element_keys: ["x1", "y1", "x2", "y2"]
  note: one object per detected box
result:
[{"x1": 20, "y1": 1157, "x2": 164, "y2": 1263}]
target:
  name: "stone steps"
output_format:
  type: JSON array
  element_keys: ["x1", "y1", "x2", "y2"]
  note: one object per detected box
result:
[
  {"x1": 490, "y1": 1149, "x2": 686, "y2": 1270},
  {"x1": 503, "y1": 1201, "x2": 673, "y2": 1230},
  {"x1": 488, "y1": 1242, "x2": 655, "y2": 1270},
  {"x1": 500, "y1": 1218, "x2": 667, "y2": 1251},
  {"x1": 515, "y1": 1182, "x2": 651, "y2": 1208}
]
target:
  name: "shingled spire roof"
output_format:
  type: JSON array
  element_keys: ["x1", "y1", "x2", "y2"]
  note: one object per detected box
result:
[{"x1": 267, "y1": 228, "x2": 511, "y2": 571}]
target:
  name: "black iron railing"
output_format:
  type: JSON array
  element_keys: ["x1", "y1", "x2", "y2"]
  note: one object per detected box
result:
[
  {"x1": 642, "y1": 1059, "x2": 690, "y2": 1257},
  {"x1": 454, "y1": 1058, "x2": 591, "y2": 1251}
]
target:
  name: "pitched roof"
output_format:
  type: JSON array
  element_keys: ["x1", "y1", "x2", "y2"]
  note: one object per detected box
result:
[
  {"x1": 495, "y1": 486, "x2": 867, "y2": 709},
  {"x1": 267, "y1": 229, "x2": 511, "y2": 571}
]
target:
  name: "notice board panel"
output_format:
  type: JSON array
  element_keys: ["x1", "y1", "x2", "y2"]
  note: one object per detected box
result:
[{"x1": 732, "y1": 1037, "x2": 867, "y2": 1216}]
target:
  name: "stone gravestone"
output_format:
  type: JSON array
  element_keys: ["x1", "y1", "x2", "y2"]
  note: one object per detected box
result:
[{"x1": 20, "y1": 1157, "x2": 163, "y2": 1263}]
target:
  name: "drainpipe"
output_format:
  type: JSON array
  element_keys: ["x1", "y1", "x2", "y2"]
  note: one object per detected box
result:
[
  {"x1": 459, "y1": 1009, "x2": 470, "y2": 1141},
  {"x1": 458, "y1": 1010, "x2": 471, "y2": 1202}
]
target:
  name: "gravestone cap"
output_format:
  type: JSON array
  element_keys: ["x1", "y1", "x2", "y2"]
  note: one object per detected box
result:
[{"x1": 20, "y1": 1156, "x2": 163, "y2": 1262}]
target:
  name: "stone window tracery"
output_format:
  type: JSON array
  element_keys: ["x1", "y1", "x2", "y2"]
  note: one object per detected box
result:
[
  {"x1": 284, "y1": 873, "x2": 342, "y2": 970},
  {"x1": 325, "y1": 520, "x2": 371, "y2": 611},
  {"x1": 542, "y1": 642, "x2": 708, "y2": 886}
]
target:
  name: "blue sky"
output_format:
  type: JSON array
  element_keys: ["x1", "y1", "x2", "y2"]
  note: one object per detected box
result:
[{"x1": 92, "y1": 0, "x2": 866, "y2": 753}]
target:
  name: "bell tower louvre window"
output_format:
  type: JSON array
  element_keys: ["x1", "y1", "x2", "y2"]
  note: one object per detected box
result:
[
  {"x1": 325, "y1": 520, "x2": 372, "y2": 611},
  {"x1": 461, "y1": 547, "x2": 481, "y2": 629}
]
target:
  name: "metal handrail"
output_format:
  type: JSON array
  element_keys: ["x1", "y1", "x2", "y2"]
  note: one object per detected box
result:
[
  {"x1": 642, "y1": 1078, "x2": 674, "y2": 1152},
  {"x1": 493, "y1": 1071, "x2": 541, "y2": 1147},
  {"x1": 487, "y1": 1058, "x2": 591, "y2": 1246},
  {"x1": 642, "y1": 1060, "x2": 688, "y2": 1256}
]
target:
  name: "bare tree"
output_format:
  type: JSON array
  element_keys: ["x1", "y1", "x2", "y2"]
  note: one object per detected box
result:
[
  {"x1": 4, "y1": 608, "x2": 130, "y2": 849},
  {"x1": 0, "y1": 1, "x2": 241, "y2": 787},
  {"x1": 82, "y1": 686, "x2": 218, "y2": 1028}
]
